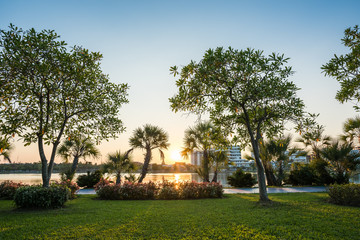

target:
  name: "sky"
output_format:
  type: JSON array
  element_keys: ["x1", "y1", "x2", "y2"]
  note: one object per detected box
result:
[{"x1": 1, "y1": 0, "x2": 360, "y2": 164}]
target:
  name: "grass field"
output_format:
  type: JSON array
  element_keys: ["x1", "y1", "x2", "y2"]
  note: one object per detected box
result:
[{"x1": 0, "y1": 193, "x2": 359, "y2": 239}]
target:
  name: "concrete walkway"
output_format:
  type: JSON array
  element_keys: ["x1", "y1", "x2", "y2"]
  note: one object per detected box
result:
[{"x1": 77, "y1": 186, "x2": 327, "y2": 195}]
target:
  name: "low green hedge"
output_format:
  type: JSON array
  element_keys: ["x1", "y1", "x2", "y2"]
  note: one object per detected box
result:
[
  {"x1": 328, "y1": 183, "x2": 360, "y2": 207},
  {"x1": 95, "y1": 179, "x2": 223, "y2": 200},
  {"x1": 14, "y1": 185, "x2": 70, "y2": 208}
]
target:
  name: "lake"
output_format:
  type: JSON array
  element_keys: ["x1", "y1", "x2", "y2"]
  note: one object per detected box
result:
[
  {"x1": 1, "y1": 172, "x2": 359, "y2": 187},
  {"x1": 0, "y1": 172, "x2": 232, "y2": 187}
]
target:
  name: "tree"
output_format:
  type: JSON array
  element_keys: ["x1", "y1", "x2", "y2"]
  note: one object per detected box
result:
[
  {"x1": 180, "y1": 121, "x2": 228, "y2": 182},
  {"x1": 57, "y1": 135, "x2": 100, "y2": 181},
  {"x1": 103, "y1": 150, "x2": 136, "y2": 185},
  {"x1": 297, "y1": 124, "x2": 331, "y2": 160},
  {"x1": 0, "y1": 24, "x2": 129, "y2": 187},
  {"x1": 341, "y1": 116, "x2": 360, "y2": 146},
  {"x1": 322, "y1": 25, "x2": 360, "y2": 111},
  {"x1": 0, "y1": 136, "x2": 13, "y2": 163},
  {"x1": 129, "y1": 124, "x2": 169, "y2": 183},
  {"x1": 209, "y1": 150, "x2": 228, "y2": 183},
  {"x1": 170, "y1": 47, "x2": 310, "y2": 202},
  {"x1": 320, "y1": 140, "x2": 360, "y2": 184}
]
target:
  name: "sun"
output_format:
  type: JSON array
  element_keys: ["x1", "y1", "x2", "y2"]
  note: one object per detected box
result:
[{"x1": 171, "y1": 150, "x2": 182, "y2": 162}]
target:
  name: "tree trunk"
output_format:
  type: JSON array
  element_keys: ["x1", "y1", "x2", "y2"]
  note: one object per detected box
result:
[
  {"x1": 212, "y1": 170, "x2": 218, "y2": 182},
  {"x1": 251, "y1": 140, "x2": 270, "y2": 202},
  {"x1": 202, "y1": 150, "x2": 210, "y2": 182},
  {"x1": 138, "y1": 147, "x2": 152, "y2": 183},
  {"x1": 70, "y1": 155, "x2": 80, "y2": 176},
  {"x1": 116, "y1": 173, "x2": 121, "y2": 185},
  {"x1": 38, "y1": 136, "x2": 50, "y2": 187}
]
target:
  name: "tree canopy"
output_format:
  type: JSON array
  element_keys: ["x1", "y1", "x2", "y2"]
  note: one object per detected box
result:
[
  {"x1": 170, "y1": 47, "x2": 311, "y2": 202},
  {"x1": 322, "y1": 25, "x2": 360, "y2": 111},
  {"x1": 0, "y1": 24, "x2": 129, "y2": 186}
]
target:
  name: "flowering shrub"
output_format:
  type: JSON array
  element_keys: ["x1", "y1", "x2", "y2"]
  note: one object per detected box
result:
[
  {"x1": 157, "y1": 181, "x2": 179, "y2": 200},
  {"x1": 178, "y1": 181, "x2": 223, "y2": 199},
  {"x1": 0, "y1": 180, "x2": 26, "y2": 200},
  {"x1": 95, "y1": 180, "x2": 223, "y2": 200},
  {"x1": 14, "y1": 185, "x2": 70, "y2": 208},
  {"x1": 328, "y1": 183, "x2": 360, "y2": 206},
  {"x1": 52, "y1": 180, "x2": 80, "y2": 199}
]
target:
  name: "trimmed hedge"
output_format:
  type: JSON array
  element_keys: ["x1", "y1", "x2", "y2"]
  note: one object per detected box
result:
[
  {"x1": 328, "y1": 183, "x2": 360, "y2": 207},
  {"x1": 52, "y1": 180, "x2": 80, "y2": 199},
  {"x1": 14, "y1": 185, "x2": 70, "y2": 208},
  {"x1": 0, "y1": 180, "x2": 26, "y2": 200},
  {"x1": 95, "y1": 179, "x2": 223, "y2": 200}
]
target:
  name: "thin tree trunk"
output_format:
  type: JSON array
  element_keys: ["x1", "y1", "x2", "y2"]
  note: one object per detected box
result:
[
  {"x1": 38, "y1": 136, "x2": 49, "y2": 187},
  {"x1": 138, "y1": 147, "x2": 152, "y2": 183},
  {"x1": 202, "y1": 150, "x2": 210, "y2": 182},
  {"x1": 70, "y1": 155, "x2": 80, "y2": 176},
  {"x1": 116, "y1": 172, "x2": 121, "y2": 185}
]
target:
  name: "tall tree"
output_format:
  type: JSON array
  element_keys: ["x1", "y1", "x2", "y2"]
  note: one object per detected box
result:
[
  {"x1": 180, "y1": 121, "x2": 228, "y2": 182},
  {"x1": 103, "y1": 150, "x2": 136, "y2": 185},
  {"x1": 0, "y1": 24, "x2": 129, "y2": 187},
  {"x1": 320, "y1": 140, "x2": 360, "y2": 184},
  {"x1": 57, "y1": 135, "x2": 100, "y2": 180},
  {"x1": 297, "y1": 124, "x2": 331, "y2": 160},
  {"x1": 340, "y1": 116, "x2": 360, "y2": 146},
  {"x1": 170, "y1": 47, "x2": 310, "y2": 202},
  {"x1": 129, "y1": 124, "x2": 169, "y2": 183},
  {"x1": 322, "y1": 25, "x2": 360, "y2": 111},
  {"x1": 0, "y1": 136, "x2": 12, "y2": 163}
]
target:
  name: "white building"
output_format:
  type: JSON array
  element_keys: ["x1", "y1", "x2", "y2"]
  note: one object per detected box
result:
[{"x1": 190, "y1": 146, "x2": 254, "y2": 170}]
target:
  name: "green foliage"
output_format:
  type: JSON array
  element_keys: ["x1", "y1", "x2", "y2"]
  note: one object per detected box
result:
[
  {"x1": 129, "y1": 124, "x2": 170, "y2": 183},
  {"x1": 322, "y1": 25, "x2": 360, "y2": 111},
  {"x1": 0, "y1": 136, "x2": 13, "y2": 163},
  {"x1": 1, "y1": 193, "x2": 359, "y2": 239},
  {"x1": 170, "y1": 47, "x2": 313, "y2": 201},
  {"x1": 76, "y1": 170, "x2": 103, "y2": 188},
  {"x1": 13, "y1": 185, "x2": 70, "y2": 208},
  {"x1": 320, "y1": 140, "x2": 360, "y2": 184},
  {"x1": 0, "y1": 24, "x2": 128, "y2": 186},
  {"x1": 52, "y1": 180, "x2": 79, "y2": 199},
  {"x1": 341, "y1": 116, "x2": 360, "y2": 142},
  {"x1": 328, "y1": 183, "x2": 360, "y2": 206},
  {"x1": 287, "y1": 164, "x2": 316, "y2": 186},
  {"x1": 227, "y1": 169, "x2": 257, "y2": 187},
  {"x1": 0, "y1": 180, "x2": 26, "y2": 199},
  {"x1": 181, "y1": 121, "x2": 229, "y2": 182},
  {"x1": 287, "y1": 160, "x2": 335, "y2": 186},
  {"x1": 103, "y1": 150, "x2": 136, "y2": 184},
  {"x1": 95, "y1": 180, "x2": 223, "y2": 200}
]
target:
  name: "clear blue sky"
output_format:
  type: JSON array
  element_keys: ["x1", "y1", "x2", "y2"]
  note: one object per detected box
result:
[{"x1": 1, "y1": 0, "x2": 360, "y2": 164}]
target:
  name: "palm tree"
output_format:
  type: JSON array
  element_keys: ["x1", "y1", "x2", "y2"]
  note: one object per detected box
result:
[
  {"x1": 210, "y1": 150, "x2": 228, "y2": 182},
  {"x1": 297, "y1": 124, "x2": 331, "y2": 160},
  {"x1": 181, "y1": 121, "x2": 228, "y2": 182},
  {"x1": 57, "y1": 135, "x2": 100, "y2": 180},
  {"x1": 320, "y1": 140, "x2": 360, "y2": 184},
  {"x1": 103, "y1": 150, "x2": 136, "y2": 184},
  {"x1": 129, "y1": 124, "x2": 170, "y2": 183},
  {"x1": 341, "y1": 116, "x2": 360, "y2": 145},
  {"x1": 0, "y1": 136, "x2": 13, "y2": 163}
]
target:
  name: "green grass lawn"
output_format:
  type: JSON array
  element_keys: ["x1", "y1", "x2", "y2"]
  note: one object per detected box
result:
[{"x1": 0, "y1": 193, "x2": 359, "y2": 239}]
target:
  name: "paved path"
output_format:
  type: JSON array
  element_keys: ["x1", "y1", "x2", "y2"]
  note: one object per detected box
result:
[{"x1": 77, "y1": 186, "x2": 327, "y2": 195}]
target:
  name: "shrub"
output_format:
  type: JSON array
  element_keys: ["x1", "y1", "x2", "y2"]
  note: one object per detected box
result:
[
  {"x1": 157, "y1": 181, "x2": 179, "y2": 200},
  {"x1": 14, "y1": 185, "x2": 70, "y2": 208},
  {"x1": 77, "y1": 170, "x2": 103, "y2": 188},
  {"x1": 328, "y1": 183, "x2": 360, "y2": 206},
  {"x1": 0, "y1": 181, "x2": 26, "y2": 200},
  {"x1": 96, "y1": 181, "x2": 158, "y2": 200},
  {"x1": 227, "y1": 169, "x2": 256, "y2": 188},
  {"x1": 95, "y1": 180, "x2": 223, "y2": 200},
  {"x1": 52, "y1": 180, "x2": 80, "y2": 199},
  {"x1": 287, "y1": 165, "x2": 315, "y2": 186}
]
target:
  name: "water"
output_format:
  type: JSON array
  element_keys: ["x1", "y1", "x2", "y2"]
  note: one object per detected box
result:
[{"x1": 0, "y1": 172, "x2": 232, "y2": 187}]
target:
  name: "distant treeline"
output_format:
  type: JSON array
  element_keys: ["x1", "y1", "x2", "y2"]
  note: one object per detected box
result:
[{"x1": 0, "y1": 162, "x2": 196, "y2": 173}]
